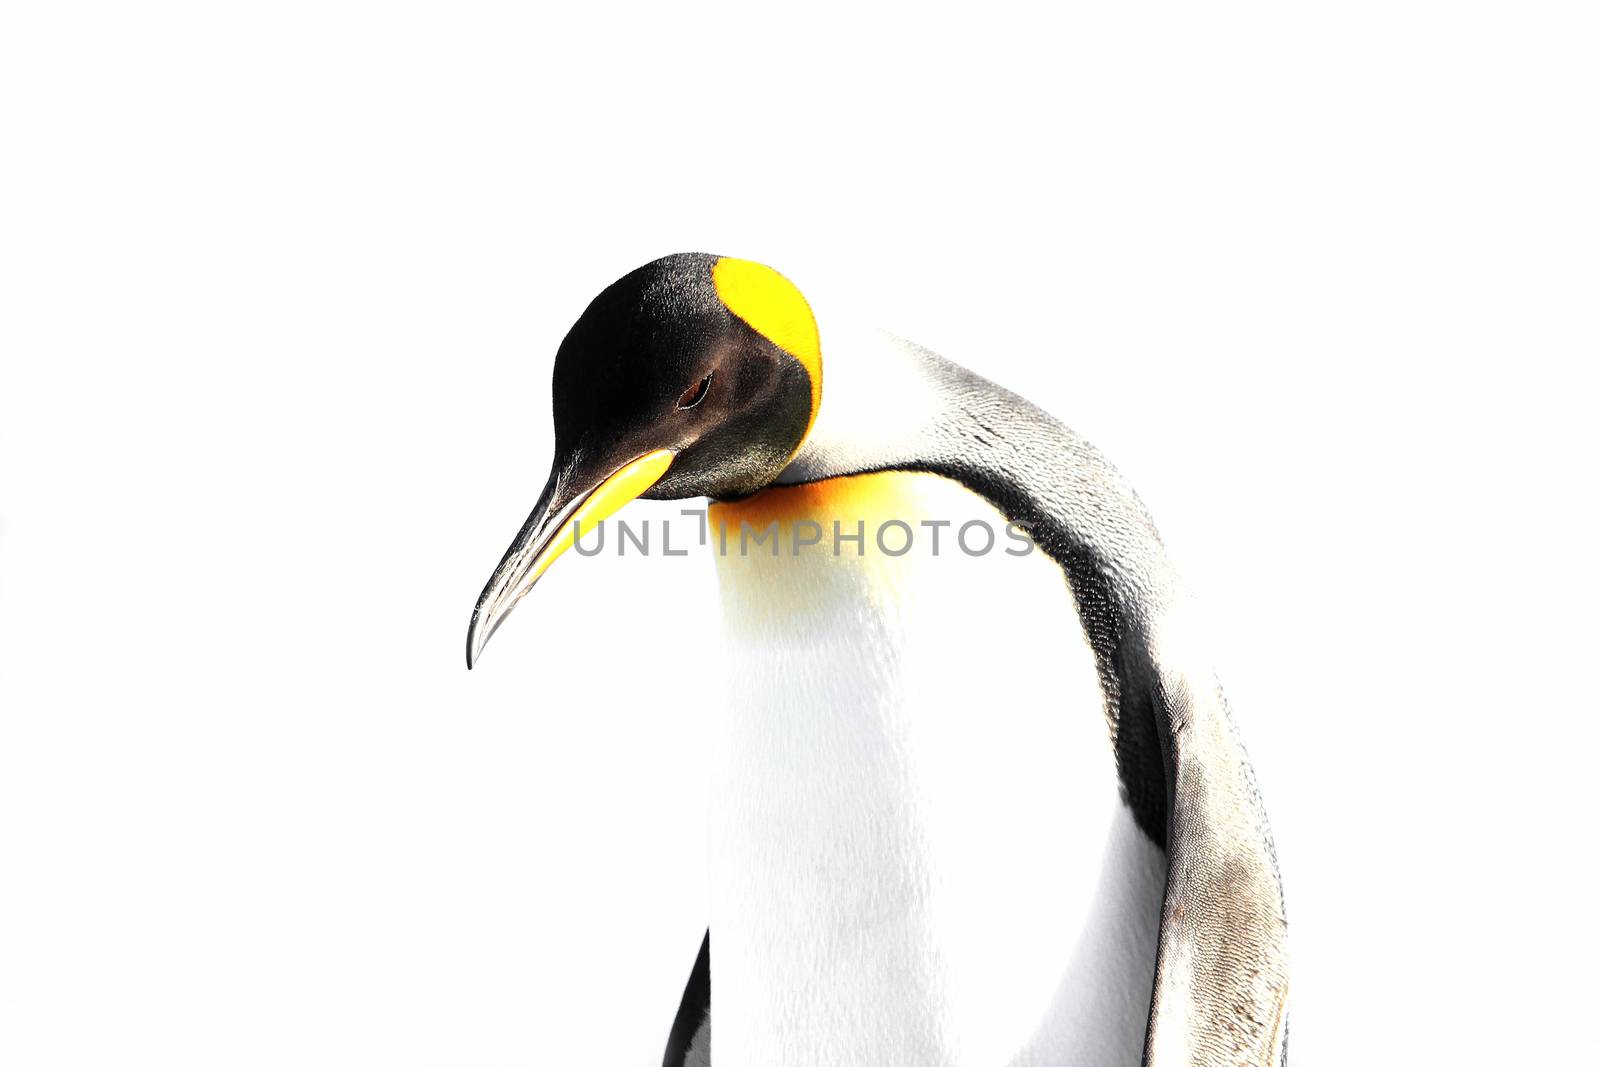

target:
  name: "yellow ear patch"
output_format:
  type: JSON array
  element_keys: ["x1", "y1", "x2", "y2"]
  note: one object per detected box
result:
[{"x1": 711, "y1": 257, "x2": 822, "y2": 437}]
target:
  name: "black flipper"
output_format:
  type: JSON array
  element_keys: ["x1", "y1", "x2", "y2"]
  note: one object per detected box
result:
[{"x1": 662, "y1": 931, "x2": 711, "y2": 1067}]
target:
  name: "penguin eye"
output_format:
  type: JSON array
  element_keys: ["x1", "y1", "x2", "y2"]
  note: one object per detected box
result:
[{"x1": 676, "y1": 373, "x2": 713, "y2": 409}]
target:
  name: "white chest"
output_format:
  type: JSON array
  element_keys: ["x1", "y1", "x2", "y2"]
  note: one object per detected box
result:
[{"x1": 707, "y1": 472, "x2": 1165, "y2": 1067}]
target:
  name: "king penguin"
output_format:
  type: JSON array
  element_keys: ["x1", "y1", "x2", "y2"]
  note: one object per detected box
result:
[{"x1": 465, "y1": 253, "x2": 1289, "y2": 1067}]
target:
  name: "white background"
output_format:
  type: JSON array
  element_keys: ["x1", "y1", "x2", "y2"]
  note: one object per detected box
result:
[{"x1": 3, "y1": 3, "x2": 1595, "y2": 1064}]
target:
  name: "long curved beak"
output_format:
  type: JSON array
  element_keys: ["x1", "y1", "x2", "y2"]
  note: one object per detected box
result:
[{"x1": 465, "y1": 449, "x2": 674, "y2": 669}]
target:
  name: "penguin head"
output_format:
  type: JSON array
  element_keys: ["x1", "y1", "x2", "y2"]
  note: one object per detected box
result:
[
  {"x1": 552, "y1": 252, "x2": 821, "y2": 502},
  {"x1": 466, "y1": 252, "x2": 821, "y2": 667}
]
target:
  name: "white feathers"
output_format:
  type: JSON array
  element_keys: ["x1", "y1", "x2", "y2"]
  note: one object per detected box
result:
[{"x1": 708, "y1": 473, "x2": 1165, "y2": 1067}]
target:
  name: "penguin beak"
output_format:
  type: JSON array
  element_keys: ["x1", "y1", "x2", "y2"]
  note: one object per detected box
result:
[{"x1": 466, "y1": 449, "x2": 675, "y2": 669}]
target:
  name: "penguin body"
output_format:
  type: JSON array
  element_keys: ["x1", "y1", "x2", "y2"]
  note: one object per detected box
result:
[
  {"x1": 706, "y1": 470, "x2": 1165, "y2": 1066},
  {"x1": 466, "y1": 254, "x2": 1290, "y2": 1067}
]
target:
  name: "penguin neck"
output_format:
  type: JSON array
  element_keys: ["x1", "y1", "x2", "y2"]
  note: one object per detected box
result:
[
  {"x1": 776, "y1": 305, "x2": 947, "y2": 486},
  {"x1": 705, "y1": 471, "x2": 1166, "y2": 1066}
]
